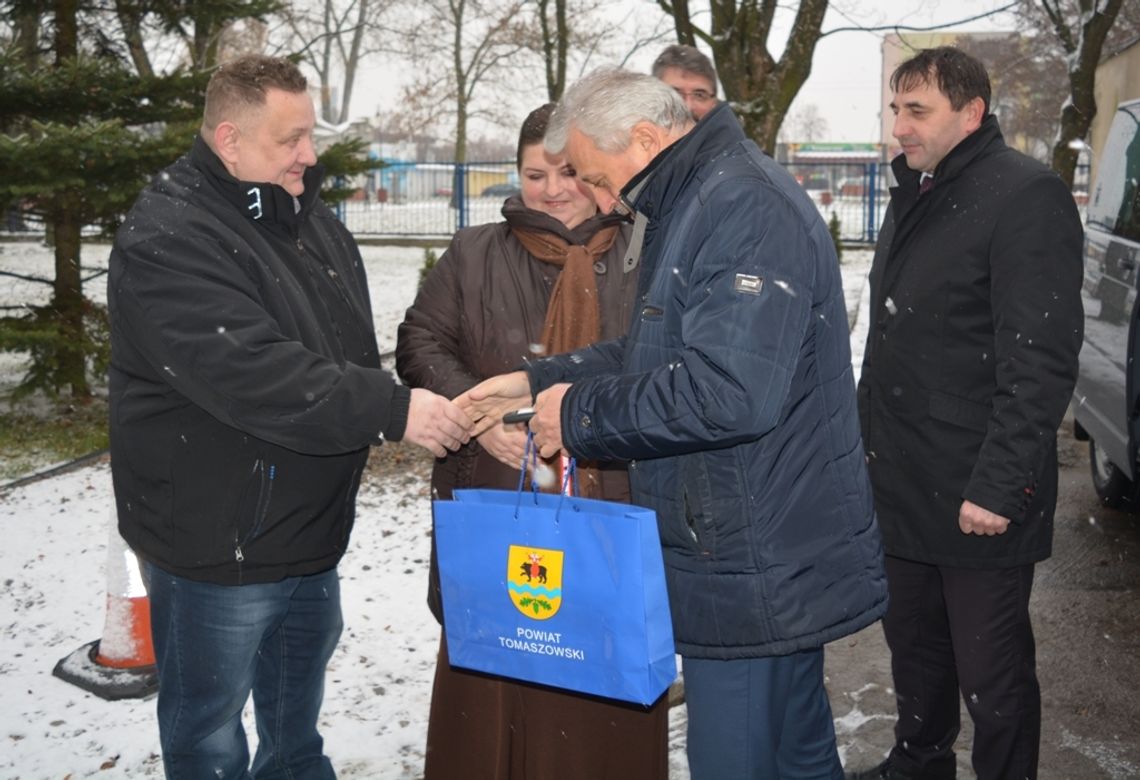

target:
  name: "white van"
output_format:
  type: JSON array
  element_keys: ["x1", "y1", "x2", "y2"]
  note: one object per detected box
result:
[{"x1": 1073, "y1": 97, "x2": 1140, "y2": 507}]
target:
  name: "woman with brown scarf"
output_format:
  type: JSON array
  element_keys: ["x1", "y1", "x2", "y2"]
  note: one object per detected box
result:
[{"x1": 396, "y1": 104, "x2": 669, "y2": 779}]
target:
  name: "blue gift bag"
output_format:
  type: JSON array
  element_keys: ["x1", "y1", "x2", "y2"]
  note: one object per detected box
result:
[{"x1": 433, "y1": 468, "x2": 676, "y2": 705}]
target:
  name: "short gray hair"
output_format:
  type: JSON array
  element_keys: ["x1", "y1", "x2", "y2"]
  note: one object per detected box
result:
[
  {"x1": 545, "y1": 68, "x2": 692, "y2": 155},
  {"x1": 651, "y1": 44, "x2": 717, "y2": 93}
]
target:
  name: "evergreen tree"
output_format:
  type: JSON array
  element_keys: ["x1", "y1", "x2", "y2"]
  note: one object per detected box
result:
[
  {"x1": 0, "y1": 0, "x2": 260, "y2": 398},
  {"x1": 0, "y1": 50, "x2": 207, "y2": 397},
  {"x1": 0, "y1": 0, "x2": 372, "y2": 399}
]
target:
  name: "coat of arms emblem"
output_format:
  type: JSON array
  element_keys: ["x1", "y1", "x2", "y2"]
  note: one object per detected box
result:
[{"x1": 506, "y1": 545, "x2": 564, "y2": 619}]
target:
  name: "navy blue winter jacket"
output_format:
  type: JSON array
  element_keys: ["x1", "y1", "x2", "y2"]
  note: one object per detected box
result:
[{"x1": 527, "y1": 104, "x2": 887, "y2": 658}]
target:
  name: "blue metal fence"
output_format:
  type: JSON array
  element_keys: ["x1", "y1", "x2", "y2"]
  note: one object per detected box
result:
[
  {"x1": 339, "y1": 160, "x2": 519, "y2": 237},
  {"x1": 782, "y1": 161, "x2": 891, "y2": 243},
  {"x1": 339, "y1": 160, "x2": 1091, "y2": 244}
]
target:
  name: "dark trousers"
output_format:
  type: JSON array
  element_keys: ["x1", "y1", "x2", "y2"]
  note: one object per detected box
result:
[
  {"x1": 882, "y1": 555, "x2": 1040, "y2": 780},
  {"x1": 145, "y1": 563, "x2": 343, "y2": 780},
  {"x1": 683, "y1": 649, "x2": 845, "y2": 780}
]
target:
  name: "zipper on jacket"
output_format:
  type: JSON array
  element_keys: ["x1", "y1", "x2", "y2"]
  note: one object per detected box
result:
[
  {"x1": 234, "y1": 460, "x2": 276, "y2": 563},
  {"x1": 682, "y1": 489, "x2": 702, "y2": 546}
]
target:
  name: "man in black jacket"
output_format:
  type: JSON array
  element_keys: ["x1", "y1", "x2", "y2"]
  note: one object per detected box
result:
[
  {"x1": 108, "y1": 55, "x2": 471, "y2": 778},
  {"x1": 852, "y1": 48, "x2": 1083, "y2": 780}
]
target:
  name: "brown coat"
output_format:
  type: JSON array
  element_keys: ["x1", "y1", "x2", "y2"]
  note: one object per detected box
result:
[
  {"x1": 398, "y1": 200, "x2": 666, "y2": 780},
  {"x1": 395, "y1": 197, "x2": 639, "y2": 619}
]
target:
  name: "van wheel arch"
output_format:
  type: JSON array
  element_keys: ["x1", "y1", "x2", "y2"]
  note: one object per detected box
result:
[{"x1": 1089, "y1": 437, "x2": 1137, "y2": 509}]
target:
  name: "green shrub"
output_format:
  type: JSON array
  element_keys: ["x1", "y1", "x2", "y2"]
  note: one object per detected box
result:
[
  {"x1": 419, "y1": 248, "x2": 439, "y2": 288},
  {"x1": 828, "y1": 212, "x2": 843, "y2": 264}
]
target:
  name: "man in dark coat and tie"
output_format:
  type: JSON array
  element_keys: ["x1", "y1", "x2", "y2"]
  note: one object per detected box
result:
[{"x1": 851, "y1": 47, "x2": 1084, "y2": 780}]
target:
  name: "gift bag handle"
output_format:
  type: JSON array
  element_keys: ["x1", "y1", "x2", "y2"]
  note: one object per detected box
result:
[{"x1": 514, "y1": 433, "x2": 578, "y2": 519}]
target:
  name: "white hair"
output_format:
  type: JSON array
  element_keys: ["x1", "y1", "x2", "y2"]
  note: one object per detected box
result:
[{"x1": 545, "y1": 68, "x2": 692, "y2": 155}]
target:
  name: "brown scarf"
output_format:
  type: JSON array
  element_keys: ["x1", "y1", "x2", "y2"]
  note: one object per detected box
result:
[
  {"x1": 510, "y1": 223, "x2": 619, "y2": 497},
  {"x1": 511, "y1": 225, "x2": 618, "y2": 355}
]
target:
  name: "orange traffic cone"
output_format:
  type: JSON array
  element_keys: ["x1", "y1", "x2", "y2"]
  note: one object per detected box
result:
[{"x1": 53, "y1": 513, "x2": 159, "y2": 700}]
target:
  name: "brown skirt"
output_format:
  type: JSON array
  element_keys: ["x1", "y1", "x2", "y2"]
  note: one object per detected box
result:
[{"x1": 422, "y1": 634, "x2": 670, "y2": 780}]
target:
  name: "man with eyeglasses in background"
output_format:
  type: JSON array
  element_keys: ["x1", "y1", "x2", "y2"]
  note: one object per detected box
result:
[{"x1": 651, "y1": 44, "x2": 719, "y2": 121}]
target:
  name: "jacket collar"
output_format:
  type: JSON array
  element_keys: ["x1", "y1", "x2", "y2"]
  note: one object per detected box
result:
[
  {"x1": 890, "y1": 113, "x2": 1005, "y2": 195},
  {"x1": 621, "y1": 101, "x2": 745, "y2": 222},
  {"x1": 190, "y1": 134, "x2": 325, "y2": 228},
  {"x1": 500, "y1": 195, "x2": 627, "y2": 245}
]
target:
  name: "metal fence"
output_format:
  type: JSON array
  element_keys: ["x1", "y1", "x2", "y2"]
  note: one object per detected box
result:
[
  {"x1": 339, "y1": 160, "x2": 519, "y2": 238},
  {"x1": 783, "y1": 161, "x2": 891, "y2": 243},
  {"x1": 335, "y1": 158, "x2": 1093, "y2": 244}
]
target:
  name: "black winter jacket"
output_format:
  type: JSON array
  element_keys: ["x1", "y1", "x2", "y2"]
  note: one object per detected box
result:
[
  {"x1": 527, "y1": 104, "x2": 887, "y2": 658},
  {"x1": 857, "y1": 116, "x2": 1084, "y2": 568},
  {"x1": 108, "y1": 136, "x2": 409, "y2": 585}
]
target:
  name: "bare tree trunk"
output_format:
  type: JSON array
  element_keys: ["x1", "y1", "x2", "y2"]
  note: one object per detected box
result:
[
  {"x1": 455, "y1": 93, "x2": 468, "y2": 163},
  {"x1": 52, "y1": 0, "x2": 90, "y2": 397},
  {"x1": 533, "y1": 0, "x2": 570, "y2": 100},
  {"x1": 320, "y1": 0, "x2": 335, "y2": 121},
  {"x1": 49, "y1": 196, "x2": 91, "y2": 398},
  {"x1": 453, "y1": 0, "x2": 468, "y2": 162},
  {"x1": 55, "y1": 0, "x2": 78, "y2": 59},
  {"x1": 1047, "y1": 0, "x2": 1125, "y2": 187},
  {"x1": 285, "y1": 0, "x2": 384, "y2": 125},
  {"x1": 538, "y1": 0, "x2": 554, "y2": 98},
  {"x1": 553, "y1": 0, "x2": 567, "y2": 101},
  {"x1": 661, "y1": 0, "x2": 829, "y2": 154},
  {"x1": 670, "y1": 0, "x2": 695, "y2": 46},
  {"x1": 537, "y1": 0, "x2": 569, "y2": 101},
  {"x1": 338, "y1": 0, "x2": 369, "y2": 123},
  {"x1": 115, "y1": 0, "x2": 155, "y2": 78}
]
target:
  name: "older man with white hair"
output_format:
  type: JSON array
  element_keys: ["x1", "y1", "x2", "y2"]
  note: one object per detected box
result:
[{"x1": 459, "y1": 68, "x2": 886, "y2": 779}]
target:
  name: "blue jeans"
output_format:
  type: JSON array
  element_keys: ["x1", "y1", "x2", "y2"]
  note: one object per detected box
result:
[
  {"x1": 145, "y1": 563, "x2": 343, "y2": 779},
  {"x1": 683, "y1": 648, "x2": 845, "y2": 780}
]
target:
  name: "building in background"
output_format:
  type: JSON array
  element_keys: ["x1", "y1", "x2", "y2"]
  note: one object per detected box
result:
[{"x1": 1090, "y1": 35, "x2": 1140, "y2": 186}]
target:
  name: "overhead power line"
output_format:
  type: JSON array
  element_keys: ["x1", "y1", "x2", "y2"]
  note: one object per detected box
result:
[{"x1": 821, "y1": 2, "x2": 1021, "y2": 38}]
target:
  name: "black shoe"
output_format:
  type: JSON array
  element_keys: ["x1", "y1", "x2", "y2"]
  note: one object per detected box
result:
[{"x1": 844, "y1": 759, "x2": 897, "y2": 780}]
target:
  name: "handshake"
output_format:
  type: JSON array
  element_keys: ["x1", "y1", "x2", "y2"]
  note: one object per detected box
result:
[{"x1": 403, "y1": 371, "x2": 571, "y2": 461}]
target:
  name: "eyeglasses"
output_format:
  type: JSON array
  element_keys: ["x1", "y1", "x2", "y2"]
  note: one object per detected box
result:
[{"x1": 674, "y1": 88, "x2": 716, "y2": 103}]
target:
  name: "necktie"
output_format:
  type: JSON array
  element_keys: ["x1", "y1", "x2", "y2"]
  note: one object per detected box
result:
[{"x1": 919, "y1": 176, "x2": 934, "y2": 196}]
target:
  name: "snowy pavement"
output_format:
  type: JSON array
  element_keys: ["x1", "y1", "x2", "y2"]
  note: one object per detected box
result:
[{"x1": 0, "y1": 243, "x2": 872, "y2": 779}]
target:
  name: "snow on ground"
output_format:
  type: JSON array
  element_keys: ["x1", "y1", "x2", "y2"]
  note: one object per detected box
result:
[{"x1": 0, "y1": 242, "x2": 872, "y2": 779}]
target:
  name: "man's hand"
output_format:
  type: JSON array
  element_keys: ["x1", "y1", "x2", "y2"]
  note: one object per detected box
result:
[
  {"x1": 958, "y1": 499, "x2": 1010, "y2": 536},
  {"x1": 531, "y1": 383, "x2": 570, "y2": 459},
  {"x1": 476, "y1": 423, "x2": 529, "y2": 469},
  {"x1": 454, "y1": 371, "x2": 531, "y2": 436},
  {"x1": 402, "y1": 388, "x2": 473, "y2": 458}
]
